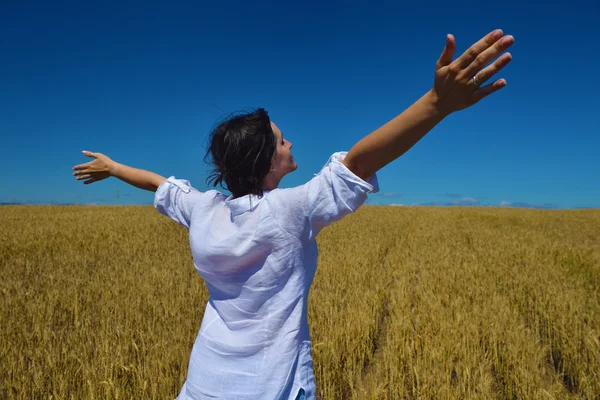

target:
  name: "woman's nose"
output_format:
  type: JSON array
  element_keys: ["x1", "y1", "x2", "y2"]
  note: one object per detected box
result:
[{"x1": 287, "y1": 140, "x2": 293, "y2": 149}]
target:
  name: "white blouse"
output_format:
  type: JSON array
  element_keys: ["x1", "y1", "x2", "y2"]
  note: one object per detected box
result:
[{"x1": 154, "y1": 152, "x2": 379, "y2": 400}]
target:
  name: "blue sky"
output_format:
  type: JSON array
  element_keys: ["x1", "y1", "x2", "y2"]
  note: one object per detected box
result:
[{"x1": 2, "y1": 1, "x2": 599, "y2": 208}]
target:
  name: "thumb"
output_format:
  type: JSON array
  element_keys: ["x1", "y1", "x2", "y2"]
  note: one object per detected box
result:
[
  {"x1": 82, "y1": 150, "x2": 98, "y2": 159},
  {"x1": 436, "y1": 34, "x2": 456, "y2": 70}
]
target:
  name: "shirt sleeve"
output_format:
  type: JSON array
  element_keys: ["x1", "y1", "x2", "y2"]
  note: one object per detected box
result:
[
  {"x1": 266, "y1": 152, "x2": 379, "y2": 241},
  {"x1": 154, "y1": 176, "x2": 204, "y2": 229},
  {"x1": 305, "y1": 151, "x2": 379, "y2": 239}
]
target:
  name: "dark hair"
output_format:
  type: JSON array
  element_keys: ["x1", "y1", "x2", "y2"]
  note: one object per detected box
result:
[{"x1": 205, "y1": 108, "x2": 276, "y2": 198}]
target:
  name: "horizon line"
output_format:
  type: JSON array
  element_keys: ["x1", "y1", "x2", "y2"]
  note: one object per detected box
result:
[{"x1": 1, "y1": 203, "x2": 597, "y2": 210}]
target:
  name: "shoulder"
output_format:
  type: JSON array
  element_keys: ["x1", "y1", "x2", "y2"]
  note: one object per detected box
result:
[
  {"x1": 263, "y1": 185, "x2": 310, "y2": 241},
  {"x1": 192, "y1": 189, "x2": 226, "y2": 210},
  {"x1": 265, "y1": 185, "x2": 309, "y2": 213}
]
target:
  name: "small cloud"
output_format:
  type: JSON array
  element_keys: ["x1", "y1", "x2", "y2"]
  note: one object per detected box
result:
[
  {"x1": 389, "y1": 203, "x2": 405, "y2": 206},
  {"x1": 498, "y1": 201, "x2": 557, "y2": 209},
  {"x1": 417, "y1": 197, "x2": 480, "y2": 207},
  {"x1": 375, "y1": 192, "x2": 403, "y2": 198},
  {"x1": 418, "y1": 200, "x2": 442, "y2": 206},
  {"x1": 452, "y1": 197, "x2": 479, "y2": 206}
]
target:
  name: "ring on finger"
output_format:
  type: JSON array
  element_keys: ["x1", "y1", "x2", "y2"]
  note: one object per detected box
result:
[{"x1": 472, "y1": 73, "x2": 481, "y2": 87}]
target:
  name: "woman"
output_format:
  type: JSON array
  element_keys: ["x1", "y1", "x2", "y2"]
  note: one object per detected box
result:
[{"x1": 72, "y1": 30, "x2": 514, "y2": 400}]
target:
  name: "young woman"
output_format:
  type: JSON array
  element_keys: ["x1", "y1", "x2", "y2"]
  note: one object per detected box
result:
[{"x1": 73, "y1": 29, "x2": 514, "y2": 400}]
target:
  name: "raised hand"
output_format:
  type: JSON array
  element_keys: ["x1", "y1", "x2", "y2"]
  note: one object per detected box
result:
[
  {"x1": 432, "y1": 29, "x2": 514, "y2": 115},
  {"x1": 72, "y1": 150, "x2": 115, "y2": 185}
]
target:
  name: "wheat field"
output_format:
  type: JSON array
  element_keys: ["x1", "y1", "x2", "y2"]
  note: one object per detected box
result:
[{"x1": 1, "y1": 205, "x2": 599, "y2": 399}]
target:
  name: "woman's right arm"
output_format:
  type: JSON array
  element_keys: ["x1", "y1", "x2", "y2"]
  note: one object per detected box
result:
[
  {"x1": 343, "y1": 29, "x2": 514, "y2": 180},
  {"x1": 73, "y1": 150, "x2": 166, "y2": 192}
]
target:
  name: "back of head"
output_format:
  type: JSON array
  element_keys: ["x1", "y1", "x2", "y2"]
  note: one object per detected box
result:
[{"x1": 205, "y1": 108, "x2": 275, "y2": 199}]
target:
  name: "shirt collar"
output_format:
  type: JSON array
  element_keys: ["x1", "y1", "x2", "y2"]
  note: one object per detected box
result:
[{"x1": 225, "y1": 190, "x2": 271, "y2": 216}]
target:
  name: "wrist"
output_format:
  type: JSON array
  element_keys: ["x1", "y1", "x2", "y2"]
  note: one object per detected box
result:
[
  {"x1": 425, "y1": 89, "x2": 452, "y2": 119},
  {"x1": 109, "y1": 161, "x2": 121, "y2": 177}
]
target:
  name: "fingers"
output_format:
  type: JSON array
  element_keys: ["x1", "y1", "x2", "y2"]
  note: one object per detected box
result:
[
  {"x1": 82, "y1": 150, "x2": 99, "y2": 159},
  {"x1": 472, "y1": 52, "x2": 512, "y2": 86},
  {"x1": 73, "y1": 151, "x2": 95, "y2": 170},
  {"x1": 462, "y1": 35, "x2": 514, "y2": 80},
  {"x1": 454, "y1": 29, "x2": 503, "y2": 69},
  {"x1": 436, "y1": 34, "x2": 456, "y2": 70},
  {"x1": 472, "y1": 79, "x2": 507, "y2": 103},
  {"x1": 73, "y1": 152, "x2": 100, "y2": 184},
  {"x1": 72, "y1": 163, "x2": 91, "y2": 172}
]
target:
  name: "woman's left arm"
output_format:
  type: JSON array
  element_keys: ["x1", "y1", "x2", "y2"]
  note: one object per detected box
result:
[
  {"x1": 73, "y1": 150, "x2": 166, "y2": 192},
  {"x1": 343, "y1": 30, "x2": 514, "y2": 180}
]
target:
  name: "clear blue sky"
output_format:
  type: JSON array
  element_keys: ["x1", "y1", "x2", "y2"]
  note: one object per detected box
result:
[{"x1": 2, "y1": 1, "x2": 599, "y2": 208}]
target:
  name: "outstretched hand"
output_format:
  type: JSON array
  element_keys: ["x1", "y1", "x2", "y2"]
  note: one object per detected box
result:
[
  {"x1": 72, "y1": 151, "x2": 115, "y2": 185},
  {"x1": 432, "y1": 29, "x2": 514, "y2": 115}
]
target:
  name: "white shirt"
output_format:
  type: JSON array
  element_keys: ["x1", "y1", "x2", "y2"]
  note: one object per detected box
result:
[{"x1": 154, "y1": 152, "x2": 379, "y2": 400}]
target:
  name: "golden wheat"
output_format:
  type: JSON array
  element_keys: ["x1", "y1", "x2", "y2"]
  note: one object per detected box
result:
[{"x1": 1, "y1": 205, "x2": 599, "y2": 399}]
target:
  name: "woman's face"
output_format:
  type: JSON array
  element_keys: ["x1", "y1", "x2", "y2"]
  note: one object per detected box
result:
[{"x1": 270, "y1": 122, "x2": 297, "y2": 177}]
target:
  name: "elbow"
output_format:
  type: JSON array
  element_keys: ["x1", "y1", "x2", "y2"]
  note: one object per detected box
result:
[
  {"x1": 342, "y1": 155, "x2": 373, "y2": 181},
  {"x1": 151, "y1": 177, "x2": 168, "y2": 192}
]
